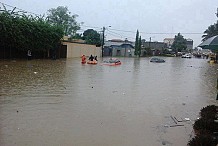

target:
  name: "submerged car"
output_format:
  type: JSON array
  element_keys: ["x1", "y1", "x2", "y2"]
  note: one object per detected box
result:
[{"x1": 150, "y1": 58, "x2": 165, "y2": 63}]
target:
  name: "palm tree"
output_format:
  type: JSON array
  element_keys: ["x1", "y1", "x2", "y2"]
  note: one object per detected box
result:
[
  {"x1": 202, "y1": 8, "x2": 218, "y2": 41},
  {"x1": 202, "y1": 22, "x2": 218, "y2": 41}
]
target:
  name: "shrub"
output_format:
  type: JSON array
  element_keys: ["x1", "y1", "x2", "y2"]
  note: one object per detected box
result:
[
  {"x1": 200, "y1": 105, "x2": 217, "y2": 119},
  {"x1": 193, "y1": 118, "x2": 218, "y2": 133},
  {"x1": 188, "y1": 134, "x2": 216, "y2": 146}
]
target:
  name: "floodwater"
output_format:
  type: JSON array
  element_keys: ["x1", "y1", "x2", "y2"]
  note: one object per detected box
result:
[{"x1": 0, "y1": 57, "x2": 217, "y2": 146}]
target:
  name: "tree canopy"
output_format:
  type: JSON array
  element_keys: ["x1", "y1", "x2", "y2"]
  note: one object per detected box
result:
[
  {"x1": 172, "y1": 33, "x2": 187, "y2": 52},
  {"x1": 202, "y1": 8, "x2": 218, "y2": 41},
  {"x1": 134, "y1": 30, "x2": 139, "y2": 56},
  {"x1": 134, "y1": 30, "x2": 141, "y2": 57},
  {"x1": 0, "y1": 4, "x2": 64, "y2": 58},
  {"x1": 83, "y1": 29, "x2": 101, "y2": 46},
  {"x1": 47, "y1": 6, "x2": 80, "y2": 36}
]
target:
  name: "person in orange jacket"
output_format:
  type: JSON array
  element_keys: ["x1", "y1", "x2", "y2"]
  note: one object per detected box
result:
[{"x1": 81, "y1": 55, "x2": 86, "y2": 64}]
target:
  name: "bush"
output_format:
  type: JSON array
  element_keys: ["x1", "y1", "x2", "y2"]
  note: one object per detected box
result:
[
  {"x1": 188, "y1": 134, "x2": 216, "y2": 146},
  {"x1": 193, "y1": 118, "x2": 218, "y2": 133},
  {"x1": 200, "y1": 105, "x2": 217, "y2": 119}
]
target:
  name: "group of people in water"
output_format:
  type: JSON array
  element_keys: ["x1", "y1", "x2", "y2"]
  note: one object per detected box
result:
[
  {"x1": 81, "y1": 54, "x2": 98, "y2": 64},
  {"x1": 88, "y1": 55, "x2": 98, "y2": 61},
  {"x1": 81, "y1": 55, "x2": 121, "y2": 65}
]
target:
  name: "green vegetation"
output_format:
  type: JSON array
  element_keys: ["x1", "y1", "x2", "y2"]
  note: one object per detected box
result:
[
  {"x1": 83, "y1": 29, "x2": 101, "y2": 46},
  {"x1": 202, "y1": 8, "x2": 218, "y2": 41},
  {"x1": 171, "y1": 33, "x2": 187, "y2": 53},
  {"x1": 47, "y1": 6, "x2": 80, "y2": 37},
  {"x1": 188, "y1": 134, "x2": 215, "y2": 146},
  {"x1": 138, "y1": 36, "x2": 142, "y2": 57},
  {"x1": 134, "y1": 30, "x2": 142, "y2": 57},
  {"x1": 0, "y1": 4, "x2": 64, "y2": 58},
  {"x1": 188, "y1": 105, "x2": 218, "y2": 146}
]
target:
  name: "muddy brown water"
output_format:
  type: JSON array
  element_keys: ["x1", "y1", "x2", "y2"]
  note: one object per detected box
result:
[{"x1": 0, "y1": 57, "x2": 217, "y2": 146}]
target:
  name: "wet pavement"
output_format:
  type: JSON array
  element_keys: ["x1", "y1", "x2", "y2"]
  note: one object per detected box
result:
[{"x1": 0, "y1": 57, "x2": 218, "y2": 146}]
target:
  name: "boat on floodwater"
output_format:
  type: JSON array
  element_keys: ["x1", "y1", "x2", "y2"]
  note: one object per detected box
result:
[
  {"x1": 87, "y1": 60, "x2": 98, "y2": 65},
  {"x1": 102, "y1": 58, "x2": 121, "y2": 66}
]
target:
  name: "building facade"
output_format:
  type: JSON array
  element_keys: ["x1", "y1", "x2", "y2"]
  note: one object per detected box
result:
[
  {"x1": 141, "y1": 40, "x2": 167, "y2": 56},
  {"x1": 163, "y1": 38, "x2": 174, "y2": 48},
  {"x1": 163, "y1": 38, "x2": 193, "y2": 50},
  {"x1": 186, "y1": 38, "x2": 193, "y2": 50},
  {"x1": 104, "y1": 39, "x2": 135, "y2": 57}
]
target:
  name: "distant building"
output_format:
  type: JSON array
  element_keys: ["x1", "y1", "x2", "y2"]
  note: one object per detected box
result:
[
  {"x1": 104, "y1": 39, "x2": 134, "y2": 57},
  {"x1": 163, "y1": 38, "x2": 174, "y2": 48},
  {"x1": 141, "y1": 40, "x2": 167, "y2": 56},
  {"x1": 186, "y1": 38, "x2": 193, "y2": 50},
  {"x1": 163, "y1": 38, "x2": 193, "y2": 50}
]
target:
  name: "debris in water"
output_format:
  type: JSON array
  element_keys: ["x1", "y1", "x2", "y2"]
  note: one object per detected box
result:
[
  {"x1": 174, "y1": 117, "x2": 183, "y2": 122},
  {"x1": 170, "y1": 116, "x2": 177, "y2": 124},
  {"x1": 170, "y1": 124, "x2": 184, "y2": 127},
  {"x1": 91, "y1": 87, "x2": 93, "y2": 88},
  {"x1": 34, "y1": 72, "x2": 38, "y2": 74},
  {"x1": 182, "y1": 103, "x2": 186, "y2": 105},
  {"x1": 184, "y1": 118, "x2": 190, "y2": 121}
]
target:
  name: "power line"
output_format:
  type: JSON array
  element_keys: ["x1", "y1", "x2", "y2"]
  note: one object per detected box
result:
[
  {"x1": 106, "y1": 31, "x2": 135, "y2": 40},
  {"x1": 110, "y1": 28, "x2": 203, "y2": 35},
  {"x1": 0, "y1": 2, "x2": 40, "y2": 16},
  {"x1": 81, "y1": 25, "x2": 204, "y2": 35},
  {"x1": 109, "y1": 28, "x2": 135, "y2": 33},
  {"x1": 81, "y1": 25, "x2": 102, "y2": 29},
  {"x1": 141, "y1": 32, "x2": 203, "y2": 35},
  {"x1": 107, "y1": 30, "x2": 123, "y2": 37},
  {"x1": 107, "y1": 31, "x2": 123, "y2": 38},
  {"x1": 0, "y1": 2, "x2": 204, "y2": 35}
]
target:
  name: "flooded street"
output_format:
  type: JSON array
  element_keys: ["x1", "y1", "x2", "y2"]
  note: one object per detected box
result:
[{"x1": 0, "y1": 57, "x2": 218, "y2": 146}]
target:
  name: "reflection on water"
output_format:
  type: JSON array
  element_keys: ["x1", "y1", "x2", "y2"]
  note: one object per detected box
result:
[{"x1": 0, "y1": 57, "x2": 218, "y2": 146}]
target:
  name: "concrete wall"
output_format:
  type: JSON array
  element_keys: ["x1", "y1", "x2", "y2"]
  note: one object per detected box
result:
[{"x1": 62, "y1": 42, "x2": 101, "y2": 58}]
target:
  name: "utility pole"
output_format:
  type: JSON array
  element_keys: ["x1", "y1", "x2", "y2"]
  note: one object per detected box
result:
[
  {"x1": 124, "y1": 38, "x2": 127, "y2": 57},
  {"x1": 149, "y1": 37, "x2": 151, "y2": 48},
  {"x1": 102, "y1": 27, "x2": 105, "y2": 57}
]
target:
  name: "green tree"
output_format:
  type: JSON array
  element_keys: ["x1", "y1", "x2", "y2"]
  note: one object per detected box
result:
[
  {"x1": 47, "y1": 6, "x2": 80, "y2": 36},
  {"x1": 83, "y1": 29, "x2": 101, "y2": 46},
  {"x1": 171, "y1": 33, "x2": 187, "y2": 52},
  {"x1": 0, "y1": 5, "x2": 64, "y2": 59},
  {"x1": 202, "y1": 8, "x2": 218, "y2": 41},
  {"x1": 202, "y1": 23, "x2": 218, "y2": 41},
  {"x1": 71, "y1": 33, "x2": 83, "y2": 39},
  {"x1": 138, "y1": 36, "x2": 142, "y2": 57},
  {"x1": 134, "y1": 30, "x2": 139, "y2": 56}
]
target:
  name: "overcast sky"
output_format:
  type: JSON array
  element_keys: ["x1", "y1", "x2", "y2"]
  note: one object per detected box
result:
[{"x1": 1, "y1": 0, "x2": 217, "y2": 47}]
